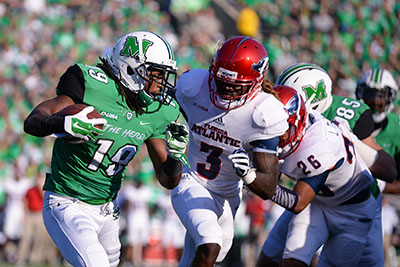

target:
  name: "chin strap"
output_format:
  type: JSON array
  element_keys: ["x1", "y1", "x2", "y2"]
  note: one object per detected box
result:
[{"x1": 138, "y1": 90, "x2": 154, "y2": 107}]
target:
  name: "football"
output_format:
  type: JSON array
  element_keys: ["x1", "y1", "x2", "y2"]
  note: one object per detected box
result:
[{"x1": 54, "y1": 104, "x2": 104, "y2": 143}]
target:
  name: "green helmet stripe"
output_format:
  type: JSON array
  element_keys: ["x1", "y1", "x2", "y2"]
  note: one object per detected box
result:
[
  {"x1": 372, "y1": 68, "x2": 383, "y2": 83},
  {"x1": 153, "y1": 32, "x2": 174, "y2": 60},
  {"x1": 277, "y1": 63, "x2": 327, "y2": 85},
  {"x1": 166, "y1": 41, "x2": 175, "y2": 60}
]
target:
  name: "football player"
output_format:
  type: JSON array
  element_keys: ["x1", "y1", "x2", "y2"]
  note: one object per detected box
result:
[
  {"x1": 275, "y1": 62, "x2": 396, "y2": 183},
  {"x1": 356, "y1": 68, "x2": 400, "y2": 192},
  {"x1": 257, "y1": 86, "x2": 380, "y2": 266},
  {"x1": 258, "y1": 63, "x2": 397, "y2": 266},
  {"x1": 356, "y1": 68, "x2": 400, "y2": 266},
  {"x1": 24, "y1": 31, "x2": 188, "y2": 267},
  {"x1": 171, "y1": 36, "x2": 289, "y2": 266}
]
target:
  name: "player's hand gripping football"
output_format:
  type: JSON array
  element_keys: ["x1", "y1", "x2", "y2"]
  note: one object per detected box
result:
[
  {"x1": 165, "y1": 122, "x2": 190, "y2": 168},
  {"x1": 228, "y1": 148, "x2": 256, "y2": 184},
  {"x1": 64, "y1": 106, "x2": 107, "y2": 142}
]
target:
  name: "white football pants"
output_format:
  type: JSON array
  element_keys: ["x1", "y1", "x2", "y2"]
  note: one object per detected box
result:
[{"x1": 43, "y1": 191, "x2": 121, "y2": 267}]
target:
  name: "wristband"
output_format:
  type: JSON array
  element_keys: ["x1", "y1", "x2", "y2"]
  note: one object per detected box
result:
[
  {"x1": 242, "y1": 168, "x2": 256, "y2": 185},
  {"x1": 39, "y1": 115, "x2": 65, "y2": 135},
  {"x1": 162, "y1": 156, "x2": 183, "y2": 177}
]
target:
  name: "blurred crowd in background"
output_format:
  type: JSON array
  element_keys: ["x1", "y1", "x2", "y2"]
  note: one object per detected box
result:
[{"x1": 0, "y1": 0, "x2": 400, "y2": 266}]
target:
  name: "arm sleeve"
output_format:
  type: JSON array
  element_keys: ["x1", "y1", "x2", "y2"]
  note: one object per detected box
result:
[
  {"x1": 353, "y1": 109, "x2": 374, "y2": 140},
  {"x1": 251, "y1": 94, "x2": 289, "y2": 139},
  {"x1": 56, "y1": 64, "x2": 85, "y2": 103},
  {"x1": 271, "y1": 184, "x2": 298, "y2": 211},
  {"x1": 299, "y1": 172, "x2": 329, "y2": 194}
]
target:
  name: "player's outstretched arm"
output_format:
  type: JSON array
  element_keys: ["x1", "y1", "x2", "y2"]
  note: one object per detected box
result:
[
  {"x1": 381, "y1": 154, "x2": 400, "y2": 194},
  {"x1": 370, "y1": 149, "x2": 397, "y2": 183},
  {"x1": 270, "y1": 181, "x2": 316, "y2": 214},
  {"x1": 24, "y1": 95, "x2": 75, "y2": 137},
  {"x1": 383, "y1": 180, "x2": 400, "y2": 194},
  {"x1": 356, "y1": 136, "x2": 397, "y2": 182},
  {"x1": 146, "y1": 122, "x2": 189, "y2": 190},
  {"x1": 248, "y1": 152, "x2": 281, "y2": 199},
  {"x1": 229, "y1": 149, "x2": 280, "y2": 199},
  {"x1": 24, "y1": 95, "x2": 106, "y2": 142}
]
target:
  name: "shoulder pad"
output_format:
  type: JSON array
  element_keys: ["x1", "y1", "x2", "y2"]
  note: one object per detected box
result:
[
  {"x1": 308, "y1": 110, "x2": 326, "y2": 126},
  {"x1": 297, "y1": 118, "x2": 346, "y2": 175},
  {"x1": 252, "y1": 94, "x2": 289, "y2": 137},
  {"x1": 176, "y1": 69, "x2": 208, "y2": 98}
]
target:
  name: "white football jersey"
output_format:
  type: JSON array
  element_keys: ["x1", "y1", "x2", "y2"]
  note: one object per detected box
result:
[
  {"x1": 280, "y1": 111, "x2": 373, "y2": 206},
  {"x1": 176, "y1": 69, "x2": 288, "y2": 196}
]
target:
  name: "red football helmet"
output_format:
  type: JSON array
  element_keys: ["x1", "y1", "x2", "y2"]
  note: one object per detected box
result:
[
  {"x1": 275, "y1": 86, "x2": 308, "y2": 159},
  {"x1": 209, "y1": 36, "x2": 269, "y2": 110}
]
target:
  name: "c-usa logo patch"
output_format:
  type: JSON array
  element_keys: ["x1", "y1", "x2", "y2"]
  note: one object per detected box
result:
[{"x1": 126, "y1": 112, "x2": 133, "y2": 120}]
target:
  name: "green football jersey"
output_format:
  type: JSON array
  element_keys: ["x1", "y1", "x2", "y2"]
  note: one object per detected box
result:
[
  {"x1": 322, "y1": 95, "x2": 374, "y2": 140},
  {"x1": 374, "y1": 112, "x2": 400, "y2": 158},
  {"x1": 44, "y1": 63, "x2": 180, "y2": 204}
]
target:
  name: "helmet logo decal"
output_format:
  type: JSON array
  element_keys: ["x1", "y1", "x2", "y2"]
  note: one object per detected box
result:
[
  {"x1": 302, "y1": 80, "x2": 327, "y2": 103},
  {"x1": 285, "y1": 94, "x2": 300, "y2": 116},
  {"x1": 120, "y1": 37, "x2": 153, "y2": 60},
  {"x1": 252, "y1": 56, "x2": 269, "y2": 75},
  {"x1": 217, "y1": 67, "x2": 238, "y2": 80}
]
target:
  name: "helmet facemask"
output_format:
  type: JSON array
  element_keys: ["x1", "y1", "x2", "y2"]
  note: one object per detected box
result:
[
  {"x1": 358, "y1": 85, "x2": 395, "y2": 123},
  {"x1": 135, "y1": 62, "x2": 177, "y2": 106},
  {"x1": 209, "y1": 67, "x2": 260, "y2": 110}
]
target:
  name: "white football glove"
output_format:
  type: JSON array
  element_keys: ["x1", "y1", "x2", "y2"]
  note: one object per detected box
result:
[
  {"x1": 165, "y1": 122, "x2": 190, "y2": 168},
  {"x1": 228, "y1": 148, "x2": 252, "y2": 177},
  {"x1": 228, "y1": 148, "x2": 257, "y2": 184},
  {"x1": 64, "y1": 106, "x2": 107, "y2": 142}
]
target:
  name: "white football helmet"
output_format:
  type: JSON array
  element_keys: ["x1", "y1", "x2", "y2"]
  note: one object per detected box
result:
[
  {"x1": 356, "y1": 68, "x2": 398, "y2": 123},
  {"x1": 276, "y1": 62, "x2": 333, "y2": 113},
  {"x1": 107, "y1": 31, "x2": 177, "y2": 106}
]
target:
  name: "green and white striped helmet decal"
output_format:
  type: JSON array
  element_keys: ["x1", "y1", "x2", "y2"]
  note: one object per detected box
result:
[
  {"x1": 365, "y1": 68, "x2": 386, "y2": 88},
  {"x1": 276, "y1": 63, "x2": 328, "y2": 86},
  {"x1": 370, "y1": 68, "x2": 383, "y2": 84},
  {"x1": 359, "y1": 68, "x2": 398, "y2": 91},
  {"x1": 153, "y1": 32, "x2": 175, "y2": 61},
  {"x1": 276, "y1": 62, "x2": 333, "y2": 113}
]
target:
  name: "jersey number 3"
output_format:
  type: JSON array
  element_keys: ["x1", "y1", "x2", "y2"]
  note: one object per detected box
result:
[{"x1": 197, "y1": 141, "x2": 223, "y2": 180}]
